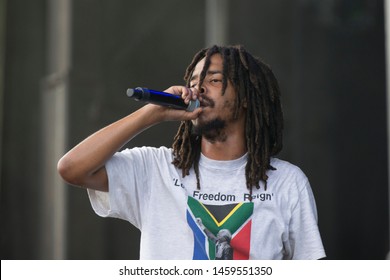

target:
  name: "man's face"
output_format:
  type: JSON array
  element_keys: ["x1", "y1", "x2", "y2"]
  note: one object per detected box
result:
[{"x1": 189, "y1": 54, "x2": 244, "y2": 141}]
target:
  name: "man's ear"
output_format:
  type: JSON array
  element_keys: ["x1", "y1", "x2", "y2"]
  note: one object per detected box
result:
[{"x1": 242, "y1": 98, "x2": 247, "y2": 108}]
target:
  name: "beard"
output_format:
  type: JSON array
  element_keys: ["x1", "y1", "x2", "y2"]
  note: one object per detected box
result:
[
  {"x1": 192, "y1": 118, "x2": 227, "y2": 142},
  {"x1": 192, "y1": 95, "x2": 240, "y2": 142}
]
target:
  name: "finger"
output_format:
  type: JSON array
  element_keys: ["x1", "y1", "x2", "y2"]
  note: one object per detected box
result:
[
  {"x1": 165, "y1": 86, "x2": 199, "y2": 104},
  {"x1": 182, "y1": 87, "x2": 191, "y2": 103},
  {"x1": 165, "y1": 86, "x2": 184, "y2": 96},
  {"x1": 182, "y1": 107, "x2": 203, "y2": 120},
  {"x1": 184, "y1": 88, "x2": 200, "y2": 103},
  {"x1": 190, "y1": 87, "x2": 199, "y2": 100}
]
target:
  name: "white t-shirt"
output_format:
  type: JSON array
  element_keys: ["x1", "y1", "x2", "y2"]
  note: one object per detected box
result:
[{"x1": 88, "y1": 146, "x2": 326, "y2": 260}]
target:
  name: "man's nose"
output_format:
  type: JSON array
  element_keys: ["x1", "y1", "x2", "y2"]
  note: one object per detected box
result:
[{"x1": 197, "y1": 85, "x2": 206, "y2": 95}]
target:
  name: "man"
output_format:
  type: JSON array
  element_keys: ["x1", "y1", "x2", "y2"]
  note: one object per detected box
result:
[
  {"x1": 196, "y1": 218, "x2": 233, "y2": 260},
  {"x1": 58, "y1": 45, "x2": 326, "y2": 260}
]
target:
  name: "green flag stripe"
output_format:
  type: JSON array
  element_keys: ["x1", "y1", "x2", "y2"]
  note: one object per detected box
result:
[{"x1": 187, "y1": 196, "x2": 254, "y2": 235}]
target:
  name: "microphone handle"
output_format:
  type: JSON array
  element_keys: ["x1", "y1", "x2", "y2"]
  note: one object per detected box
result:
[
  {"x1": 127, "y1": 87, "x2": 199, "y2": 111},
  {"x1": 141, "y1": 88, "x2": 187, "y2": 109}
]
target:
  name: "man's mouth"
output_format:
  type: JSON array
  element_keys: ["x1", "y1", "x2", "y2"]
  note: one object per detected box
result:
[{"x1": 200, "y1": 99, "x2": 213, "y2": 108}]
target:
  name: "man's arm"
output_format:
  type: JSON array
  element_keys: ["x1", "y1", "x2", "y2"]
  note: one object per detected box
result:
[{"x1": 57, "y1": 86, "x2": 201, "y2": 192}]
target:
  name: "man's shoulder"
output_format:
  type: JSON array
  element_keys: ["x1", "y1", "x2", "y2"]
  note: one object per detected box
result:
[
  {"x1": 270, "y1": 157, "x2": 308, "y2": 181},
  {"x1": 271, "y1": 157, "x2": 299, "y2": 169},
  {"x1": 122, "y1": 146, "x2": 172, "y2": 155},
  {"x1": 114, "y1": 146, "x2": 173, "y2": 164}
]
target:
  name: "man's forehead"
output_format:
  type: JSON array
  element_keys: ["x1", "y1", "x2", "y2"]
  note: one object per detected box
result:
[{"x1": 191, "y1": 54, "x2": 223, "y2": 80}]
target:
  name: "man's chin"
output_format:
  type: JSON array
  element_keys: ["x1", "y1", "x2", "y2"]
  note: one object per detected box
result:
[{"x1": 192, "y1": 118, "x2": 227, "y2": 141}]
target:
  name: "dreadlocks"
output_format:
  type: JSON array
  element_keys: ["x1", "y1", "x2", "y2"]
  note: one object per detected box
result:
[{"x1": 172, "y1": 45, "x2": 283, "y2": 196}]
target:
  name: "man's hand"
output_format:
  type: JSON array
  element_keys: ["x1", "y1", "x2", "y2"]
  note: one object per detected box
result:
[{"x1": 147, "y1": 85, "x2": 203, "y2": 122}]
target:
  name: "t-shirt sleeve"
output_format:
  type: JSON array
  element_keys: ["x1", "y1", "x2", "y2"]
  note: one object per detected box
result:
[
  {"x1": 87, "y1": 148, "x2": 152, "y2": 230},
  {"x1": 288, "y1": 179, "x2": 326, "y2": 260}
]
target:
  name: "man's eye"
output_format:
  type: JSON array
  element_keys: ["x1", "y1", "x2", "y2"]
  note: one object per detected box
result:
[
  {"x1": 190, "y1": 84, "x2": 197, "y2": 88},
  {"x1": 210, "y1": 79, "x2": 222, "y2": 83}
]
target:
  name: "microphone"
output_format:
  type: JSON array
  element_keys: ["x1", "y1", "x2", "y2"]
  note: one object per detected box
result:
[{"x1": 126, "y1": 87, "x2": 200, "y2": 112}]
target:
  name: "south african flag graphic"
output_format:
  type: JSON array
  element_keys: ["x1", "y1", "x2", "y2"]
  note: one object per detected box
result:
[{"x1": 186, "y1": 196, "x2": 254, "y2": 260}]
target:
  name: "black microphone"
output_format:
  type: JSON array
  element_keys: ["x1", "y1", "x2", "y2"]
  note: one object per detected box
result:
[{"x1": 126, "y1": 87, "x2": 200, "y2": 112}]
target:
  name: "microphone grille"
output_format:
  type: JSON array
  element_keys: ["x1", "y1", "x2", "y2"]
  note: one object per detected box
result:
[{"x1": 186, "y1": 99, "x2": 200, "y2": 112}]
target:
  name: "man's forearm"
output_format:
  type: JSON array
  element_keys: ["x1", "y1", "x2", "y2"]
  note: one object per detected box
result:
[{"x1": 57, "y1": 105, "x2": 162, "y2": 190}]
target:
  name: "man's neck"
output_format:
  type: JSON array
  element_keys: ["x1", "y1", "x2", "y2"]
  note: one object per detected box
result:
[{"x1": 201, "y1": 129, "x2": 246, "y2": 160}]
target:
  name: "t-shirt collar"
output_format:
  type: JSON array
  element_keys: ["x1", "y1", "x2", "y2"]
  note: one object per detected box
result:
[{"x1": 199, "y1": 152, "x2": 248, "y2": 171}]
